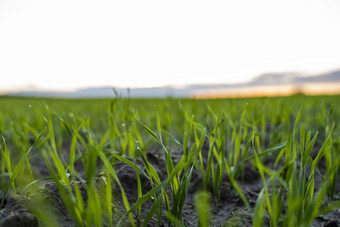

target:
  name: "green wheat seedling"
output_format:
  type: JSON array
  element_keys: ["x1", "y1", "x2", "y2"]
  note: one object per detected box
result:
[
  {"x1": 252, "y1": 107, "x2": 339, "y2": 227},
  {"x1": 201, "y1": 105, "x2": 250, "y2": 205},
  {"x1": 105, "y1": 122, "x2": 164, "y2": 226},
  {"x1": 108, "y1": 119, "x2": 174, "y2": 226},
  {"x1": 134, "y1": 111, "x2": 202, "y2": 224},
  {"x1": 0, "y1": 133, "x2": 15, "y2": 193},
  {"x1": 194, "y1": 190, "x2": 211, "y2": 227},
  {"x1": 322, "y1": 105, "x2": 339, "y2": 200},
  {"x1": 179, "y1": 104, "x2": 224, "y2": 199},
  {"x1": 203, "y1": 108, "x2": 224, "y2": 197},
  {"x1": 182, "y1": 104, "x2": 250, "y2": 210},
  {"x1": 107, "y1": 149, "x2": 153, "y2": 226},
  {"x1": 37, "y1": 110, "x2": 131, "y2": 227},
  {"x1": 252, "y1": 188, "x2": 266, "y2": 227},
  {"x1": 41, "y1": 116, "x2": 85, "y2": 225},
  {"x1": 0, "y1": 128, "x2": 46, "y2": 208},
  {"x1": 116, "y1": 158, "x2": 188, "y2": 226}
]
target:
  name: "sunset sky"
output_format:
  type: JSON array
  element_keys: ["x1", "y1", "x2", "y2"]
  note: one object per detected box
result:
[{"x1": 1, "y1": 0, "x2": 340, "y2": 92}]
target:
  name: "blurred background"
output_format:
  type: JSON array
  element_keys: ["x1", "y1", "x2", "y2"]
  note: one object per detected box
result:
[{"x1": 1, "y1": 0, "x2": 339, "y2": 98}]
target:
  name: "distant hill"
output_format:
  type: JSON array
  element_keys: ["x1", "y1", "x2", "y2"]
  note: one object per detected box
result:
[
  {"x1": 4, "y1": 69, "x2": 340, "y2": 98},
  {"x1": 250, "y1": 70, "x2": 340, "y2": 85}
]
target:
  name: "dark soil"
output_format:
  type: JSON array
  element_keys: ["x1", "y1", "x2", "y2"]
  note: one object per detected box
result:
[{"x1": 0, "y1": 148, "x2": 339, "y2": 227}]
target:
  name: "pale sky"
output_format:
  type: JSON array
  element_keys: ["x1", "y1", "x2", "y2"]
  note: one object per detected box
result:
[{"x1": 1, "y1": 0, "x2": 340, "y2": 91}]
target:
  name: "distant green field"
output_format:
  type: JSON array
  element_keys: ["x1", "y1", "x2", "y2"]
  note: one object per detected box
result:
[{"x1": 0, "y1": 95, "x2": 339, "y2": 226}]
